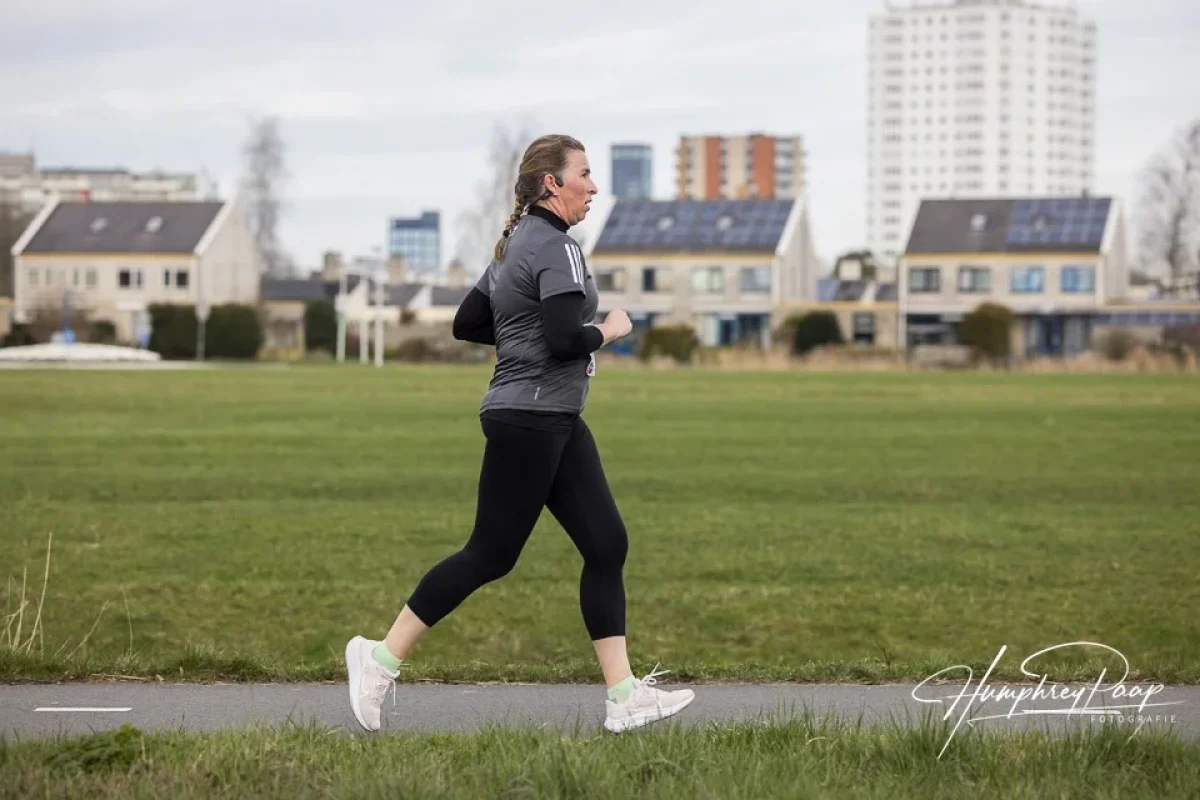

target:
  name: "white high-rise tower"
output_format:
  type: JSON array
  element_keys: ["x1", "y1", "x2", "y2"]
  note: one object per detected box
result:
[{"x1": 866, "y1": 0, "x2": 1097, "y2": 262}]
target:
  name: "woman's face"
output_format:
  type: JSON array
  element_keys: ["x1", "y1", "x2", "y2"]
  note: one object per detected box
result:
[{"x1": 547, "y1": 149, "x2": 598, "y2": 226}]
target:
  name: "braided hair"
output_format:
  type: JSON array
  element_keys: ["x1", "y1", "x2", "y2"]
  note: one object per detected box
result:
[{"x1": 493, "y1": 134, "x2": 585, "y2": 260}]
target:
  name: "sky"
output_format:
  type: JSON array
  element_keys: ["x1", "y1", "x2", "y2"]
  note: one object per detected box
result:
[{"x1": 2, "y1": 0, "x2": 1198, "y2": 274}]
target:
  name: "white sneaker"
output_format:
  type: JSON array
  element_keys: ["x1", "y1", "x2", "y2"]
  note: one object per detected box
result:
[
  {"x1": 344, "y1": 635, "x2": 399, "y2": 732},
  {"x1": 604, "y1": 664, "x2": 696, "y2": 733}
]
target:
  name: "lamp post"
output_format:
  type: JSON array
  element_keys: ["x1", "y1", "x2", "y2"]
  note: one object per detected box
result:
[
  {"x1": 335, "y1": 265, "x2": 347, "y2": 363},
  {"x1": 373, "y1": 265, "x2": 387, "y2": 368}
]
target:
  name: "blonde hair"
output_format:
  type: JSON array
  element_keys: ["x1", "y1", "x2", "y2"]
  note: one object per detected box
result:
[{"x1": 493, "y1": 134, "x2": 585, "y2": 260}]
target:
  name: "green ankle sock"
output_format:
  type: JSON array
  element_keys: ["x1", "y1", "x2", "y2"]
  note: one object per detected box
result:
[
  {"x1": 372, "y1": 642, "x2": 403, "y2": 673},
  {"x1": 607, "y1": 676, "x2": 637, "y2": 703}
]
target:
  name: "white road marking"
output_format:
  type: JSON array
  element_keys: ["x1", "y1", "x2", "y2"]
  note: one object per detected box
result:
[{"x1": 35, "y1": 707, "x2": 132, "y2": 713}]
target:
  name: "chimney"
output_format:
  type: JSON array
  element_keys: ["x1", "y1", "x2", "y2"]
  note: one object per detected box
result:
[
  {"x1": 387, "y1": 255, "x2": 407, "y2": 286},
  {"x1": 321, "y1": 250, "x2": 344, "y2": 282},
  {"x1": 446, "y1": 259, "x2": 467, "y2": 289}
]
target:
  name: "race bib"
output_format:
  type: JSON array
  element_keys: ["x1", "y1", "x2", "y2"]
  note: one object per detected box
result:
[{"x1": 586, "y1": 353, "x2": 596, "y2": 377}]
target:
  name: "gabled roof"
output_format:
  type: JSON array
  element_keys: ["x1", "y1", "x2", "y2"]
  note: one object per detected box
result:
[
  {"x1": 593, "y1": 198, "x2": 795, "y2": 254},
  {"x1": 261, "y1": 275, "x2": 362, "y2": 303},
  {"x1": 21, "y1": 201, "x2": 224, "y2": 254},
  {"x1": 905, "y1": 196, "x2": 1114, "y2": 255},
  {"x1": 430, "y1": 286, "x2": 469, "y2": 307}
]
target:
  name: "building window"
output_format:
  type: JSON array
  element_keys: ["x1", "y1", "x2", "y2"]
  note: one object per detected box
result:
[
  {"x1": 28, "y1": 268, "x2": 38, "y2": 288},
  {"x1": 595, "y1": 268, "x2": 626, "y2": 292},
  {"x1": 642, "y1": 267, "x2": 658, "y2": 293},
  {"x1": 85, "y1": 269, "x2": 97, "y2": 289},
  {"x1": 958, "y1": 266, "x2": 991, "y2": 293},
  {"x1": 909, "y1": 267, "x2": 941, "y2": 293},
  {"x1": 739, "y1": 267, "x2": 771, "y2": 293},
  {"x1": 163, "y1": 268, "x2": 172, "y2": 287},
  {"x1": 119, "y1": 269, "x2": 132, "y2": 289},
  {"x1": 852, "y1": 313, "x2": 875, "y2": 344},
  {"x1": 1011, "y1": 266, "x2": 1045, "y2": 294},
  {"x1": 691, "y1": 267, "x2": 724, "y2": 294},
  {"x1": 1060, "y1": 265, "x2": 1095, "y2": 293},
  {"x1": 176, "y1": 270, "x2": 190, "y2": 290}
]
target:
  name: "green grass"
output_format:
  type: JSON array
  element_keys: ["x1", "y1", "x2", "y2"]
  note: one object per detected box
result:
[
  {"x1": 1, "y1": 366, "x2": 1198, "y2": 683},
  {"x1": 3, "y1": 715, "x2": 1198, "y2": 798}
]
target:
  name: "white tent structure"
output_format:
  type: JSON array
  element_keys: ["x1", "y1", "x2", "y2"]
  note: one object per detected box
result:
[{"x1": 0, "y1": 343, "x2": 162, "y2": 363}]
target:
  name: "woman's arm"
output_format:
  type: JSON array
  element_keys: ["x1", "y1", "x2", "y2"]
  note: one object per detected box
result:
[{"x1": 452, "y1": 287, "x2": 496, "y2": 345}]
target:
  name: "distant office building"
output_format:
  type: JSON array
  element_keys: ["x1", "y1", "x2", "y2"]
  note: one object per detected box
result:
[
  {"x1": 676, "y1": 134, "x2": 806, "y2": 201},
  {"x1": 388, "y1": 211, "x2": 440, "y2": 278},
  {"x1": 867, "y1": 0, "x2": 1098, "y2": 262},
  {"x1": 611, "y1": 143, "x2": 653, "y2": 199}
]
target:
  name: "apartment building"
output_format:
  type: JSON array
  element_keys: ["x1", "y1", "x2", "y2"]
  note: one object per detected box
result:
[
  {"x1": 867, "y1": 0, "x2": 1097, "y2": 262},
  {"x1": 676, "y1": 134, "x2": 806, "y2": 201},
  {"x1": 0, "y1": 152, "x2": 217, "y2": 215},
  {"x1": 898, "y1": 195, "x2": 1126, "y2": 357},
  {"x1": 587, "y1": 197, "x2": 820, "y2": 348},
  {"x1": 11, "y1": 198, "x2": 260, "y2": 342}
]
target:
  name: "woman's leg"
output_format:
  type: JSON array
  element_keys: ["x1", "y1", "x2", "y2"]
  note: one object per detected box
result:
[
  {"x1": 384, "y1": 417, "x2": 568, "y2": 660},
  {"x1": 544, "y1": 417, "x2": 632, "y2": 689}
]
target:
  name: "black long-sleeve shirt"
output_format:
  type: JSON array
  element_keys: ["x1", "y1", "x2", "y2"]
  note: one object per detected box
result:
[{"x1": 452, "y1": 287, "x2": 602, "y2": 359}]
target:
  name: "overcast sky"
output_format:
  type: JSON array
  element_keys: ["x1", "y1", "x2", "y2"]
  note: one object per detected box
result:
[{"x1": 2, "y1": 0, "x2": 1197, "y2": 272}]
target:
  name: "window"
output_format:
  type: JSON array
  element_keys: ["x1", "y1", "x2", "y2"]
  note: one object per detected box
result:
[
  {"x1": 595, "y1": 268, "x2": 626, "y2": 292},
  {"x1": 119, "y1": 269, "x2": 132, "y2": 289},
  {"x1": 691, "y1": 267, "x2": 724, "y2": 294},
  {"x1": 642, "y1": 267, "x2": 658, "y2": 293},
  {"x1": 853, "y1": 313, "x2": 875, "y2": 344},
  {"x1": 28, "y1": 268, "x2": 38, "y2": 288},
  {"x1": 909, "y1": 267, "x2": 941, "y2": 293},
  {"x1": 164, "y1": 268, "x2": 172, "y2": 287},
  {"x1": 1011, "y1": 266, "x2": 1045, "y2": 293},
  {"x1": 175, "y1": 270, "x2": 190, "y2": 290},
  {"x1": 739, "y1": 267, "x2": 771, "y2": 293},
  {"x1": 86, "y1": 269, "x2": 97, "y2": 288},
  {"x1": 1060, "y1": 265, "x2": 1095, "y2": 293},
  {"x1": 958, "y1": 266, "x2": 991, "y2": 293}
]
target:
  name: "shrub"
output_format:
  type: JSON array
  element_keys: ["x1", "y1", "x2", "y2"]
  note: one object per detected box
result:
[
  {"x1": 961, "y1": 302, "x2": 1014, "y2": 364},
  {"x1": 638, "y1": 325, "x2": 699, "y2": 364},
  {"x1": 205, "y1": 304, "x2": 263, "y2": 359},
  {"x1": 787, "y1": 311, "x2": 844, "y2": 356},
  {"x1": 1, "y1": 325, "x2": 36, "y2": 348},
  {"x1": 89, "y1": 320, "x2": 117, "y2": 345},
  {"x1": 1098, "y1": 328, "x2": 1137, "y2": 362},
  {"x1": 303, "y1": 299, "x2": 337, "y2": 354},
  {"x1": 148, "y1": 304, "x2": 197, "y2": 360},
  {"x1": 1162, "y1": 324, "x2": 1200, "y2": 351},
  {"x1": 148, "y1": 303, "x2": 263, "y2": 360}
]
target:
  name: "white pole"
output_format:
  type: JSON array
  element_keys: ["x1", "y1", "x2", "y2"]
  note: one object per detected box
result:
[
  {"x1": 359, "y1": 316, "x2": 367, "y2": 363},
  {"x1": 374, "y1": 268, "x2": 386, "y2": 368},
  {"x1": 335, "y1": 266, "x2": 347, "y2": 363}
]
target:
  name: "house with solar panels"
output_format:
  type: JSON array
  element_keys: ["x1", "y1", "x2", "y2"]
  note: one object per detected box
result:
[
  {"x1": 587, "y1": 197, "x2": 819, "y2": 348},
  {"x1": 899, "y1": 196, "x2": 1138, "y2": 357}
]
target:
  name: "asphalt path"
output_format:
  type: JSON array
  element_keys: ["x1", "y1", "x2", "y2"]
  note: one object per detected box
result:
[{"x1": 3, "y1": 682, "x2": 1196, "y2": 742}]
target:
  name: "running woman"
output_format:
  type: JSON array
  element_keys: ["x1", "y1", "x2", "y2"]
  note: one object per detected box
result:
[{"x1": 345, "y1": 134, "x2": 695, "y2": 734}]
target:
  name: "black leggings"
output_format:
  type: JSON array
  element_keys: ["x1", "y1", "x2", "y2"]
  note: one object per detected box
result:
[{"x1": 406, "y1": 415, "x2": 628, "y2": 640}]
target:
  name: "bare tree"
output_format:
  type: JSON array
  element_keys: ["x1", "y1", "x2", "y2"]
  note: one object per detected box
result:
[
  {"x1": 1136, "y1": 119, "x2": 1200, "y2": 278},
  {"x1": 455, "y1": 119, "x2": 537, "y2": 274},
  {"x1": 0, "y1": 200, "x2": 35, "y2": 298},
  {"x1": 242, "y1": 116, "x2": 290, "y2": 277}
]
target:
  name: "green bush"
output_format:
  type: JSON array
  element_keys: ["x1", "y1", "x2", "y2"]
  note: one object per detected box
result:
[
  {"x1": 89, "y1": 320, "x2": 117, "y2": 345},
  {"x1": 205, "y1": 305, "x2": 263, "y2": 360},
  {"x1": 149, "y1": 303, "x2": 263, "y2": 360},
  {"x1": 148, "y1": 304, "x2": 198, "y2": 360},
  {"x1": 787, "y1": 311, "x2": 844, "y2": 356},
  {"x1": 961, "y1": 302, "x2": 1014, "y2": 364},
  {"x1": 304, "y1": 299, "x2": 336, "y2": 354},
  {"x1": 1, "y1": 325, "x2": 36, "y2": 348},
  {"x1": 638, "y1": 325, "x2": 699, "y2": 363}
]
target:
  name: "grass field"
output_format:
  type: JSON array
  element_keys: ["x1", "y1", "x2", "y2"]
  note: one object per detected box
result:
[
  {"x1": 3, "y1": 716, "x2": 1199, "y2": 799},
  {"x1": 1, "y1": 366, "x2": 1198, "y2": 684}
]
